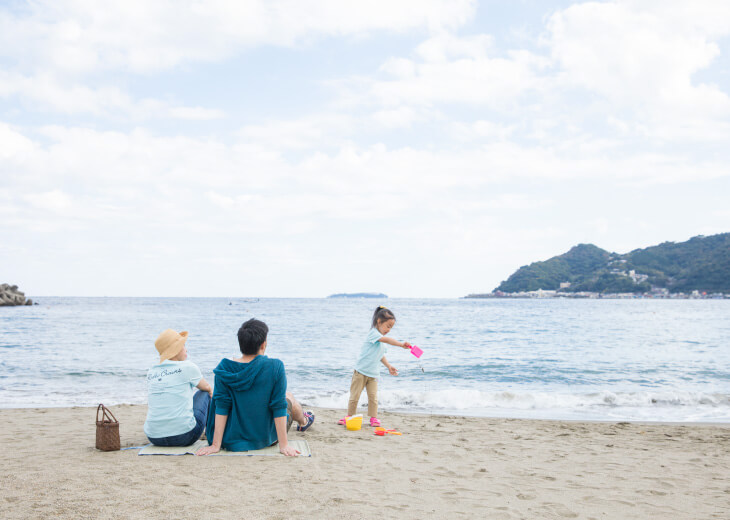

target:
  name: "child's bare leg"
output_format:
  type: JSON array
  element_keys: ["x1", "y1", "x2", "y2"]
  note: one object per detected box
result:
[
  {"x1": 365, "y1": 376, "x2": 378, "y2": 418},
  {"x1": 286, "y1": 392, "x2": 306, "y2": 425}
]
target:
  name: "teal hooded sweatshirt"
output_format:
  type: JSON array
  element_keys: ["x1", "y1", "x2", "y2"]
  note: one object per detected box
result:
[{"x1": 206, "y1": 355, "x2": 288, "y2": 451}]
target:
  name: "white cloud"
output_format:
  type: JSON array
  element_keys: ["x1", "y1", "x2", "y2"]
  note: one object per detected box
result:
[
  {"x1": 371, "y1": 107, "x2": 423, "y2": 128},
  {"x1": 415, "y1": 33, "x2": 494, "y2": 62},
  {"x1": 0, "y1": 72, "x2": 225, "y2": 120},
  {"x1": 2, "y1": 119, "x2": 727, "y2": 296},
  {"x1": 0, "y1": 122, "x2": 37, "y2": 160},
  {"x1": 2, "y1": 1, "x2": 729, "y2": 297},
  {"x1": 371, "y1": 42, "x2": 548, "y2": 109},
  {"x1": 237, "y1": 115, "x2": 353, "y2": 150},
  {"x1": 23, "y1": 190, "x2": 73, "y2": 212},
  {"x1": 0, "y1": 0, "x2": 476, "y2": 74},
  {"x1": 449, "y1": 120, "x2": 516, "y2": 142},
  {"x1": 167, "y1": 106, "x2": 226, "y2": 120},
  {"x1": 0, "y1": 72, "x2": 130, "y2": 115},
  {"x1": 545, "y1": 0, "x2": 730, "y2": 139},
  {"x1": 335, "y1": 1, "x2": 730, "y2": 145}
]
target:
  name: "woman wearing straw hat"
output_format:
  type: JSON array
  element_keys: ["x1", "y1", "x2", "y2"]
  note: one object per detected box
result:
[{"x1": 144, "y1": 329, "x2": 213, "y2": 447}]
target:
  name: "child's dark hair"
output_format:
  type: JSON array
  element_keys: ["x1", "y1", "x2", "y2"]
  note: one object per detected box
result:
[
  {"x1": 237, "y1": 318, "x2": 269, "y2": 355},
  {"x1": 372, "y1": 306, "x2": 396, "y2": 328}
]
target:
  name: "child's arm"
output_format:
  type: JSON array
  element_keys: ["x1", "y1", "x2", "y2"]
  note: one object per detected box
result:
[
  {"x1": 379, "y1": 336, "x2": 412, "y2": 350},
  {"x1": 381, "y1": 356, "x2": 398, "y2": 376},
  {"x1": 196, "y1": 413, "x2": 227, "y2": 456},
  {"x1": 196, "y1": 377, "x2": 213, "y2": 397}
]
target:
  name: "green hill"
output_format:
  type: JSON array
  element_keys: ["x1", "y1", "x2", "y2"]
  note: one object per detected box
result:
[{"x1": 495, "y1": 233, "x2": 730, "y2": 294}]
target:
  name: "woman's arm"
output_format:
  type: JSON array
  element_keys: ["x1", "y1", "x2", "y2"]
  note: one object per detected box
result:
[
  {"x1": 196, "y1": 414, "x2": 227, "y2": 456},
  {"x1": 378, "y1": 336, "x2": 412, "y2": 349},
  {"x1": 196, "y1": 378, "x2": 213, "y2": 397}
]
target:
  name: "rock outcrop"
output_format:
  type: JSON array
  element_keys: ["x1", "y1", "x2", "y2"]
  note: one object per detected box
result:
[{"x1": 0, "y1": 284, "x2": 33, "y2": 306}]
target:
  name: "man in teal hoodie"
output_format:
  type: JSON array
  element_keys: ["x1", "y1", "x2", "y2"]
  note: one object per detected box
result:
[{"x1": 196, "y1": 318, "x2": 314, "y2": 457}]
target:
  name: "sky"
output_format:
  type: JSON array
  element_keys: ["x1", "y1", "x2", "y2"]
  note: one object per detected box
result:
[{"x1": 2, "y1": 0, "x2": 730, "y2": 298}]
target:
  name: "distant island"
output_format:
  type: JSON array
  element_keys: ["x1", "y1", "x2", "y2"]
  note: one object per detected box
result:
[
  {"x1": 466, "y1": 233, "x2": 730, "y2": 299},
  {"x1": 327, "y1": 292, "x2": 388, "y2": 299}
]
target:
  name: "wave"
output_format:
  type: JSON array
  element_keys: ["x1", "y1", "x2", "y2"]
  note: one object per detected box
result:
[{"x1": 303, "y1": 388, "x2": 730, "y2": 422}]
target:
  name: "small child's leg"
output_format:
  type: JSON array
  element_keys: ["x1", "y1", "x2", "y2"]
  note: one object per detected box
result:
[
  {"x1": 347, "y1": 370, "x2": 367, "y2": 416},
  {"x1": 365, "y1": 376, "x2": 378, "y2": 419}
]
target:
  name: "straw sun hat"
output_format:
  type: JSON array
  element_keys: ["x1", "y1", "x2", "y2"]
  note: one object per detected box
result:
[{"x1": 155, "y1": 329, "x2": 189, "y2": 363}]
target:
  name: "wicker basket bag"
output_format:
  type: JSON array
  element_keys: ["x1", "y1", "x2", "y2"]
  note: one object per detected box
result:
[{"x1": 95, "y1": 404, "x2": 120, "y2": 451}]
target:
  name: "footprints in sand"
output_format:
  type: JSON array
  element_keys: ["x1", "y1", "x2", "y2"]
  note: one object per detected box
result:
[
  {"x1": 516, "y1": 493, "x2": 536, "y2": 501},
  {"x1": 637, "y1": 489, "x2": 668, "y2": 496}
]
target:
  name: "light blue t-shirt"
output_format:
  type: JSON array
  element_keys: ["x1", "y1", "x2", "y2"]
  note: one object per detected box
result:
[
  {"x1": 355, "y1": 327, "x2": 386, "y2": 378},
  {"x1": 144, "y1": 359, "x2": 202, "y2": 438}
]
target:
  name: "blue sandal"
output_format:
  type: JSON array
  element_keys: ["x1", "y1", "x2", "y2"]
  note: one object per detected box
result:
[{"x1": 296, "y1": 411, "x2": 315, "y2": 432}]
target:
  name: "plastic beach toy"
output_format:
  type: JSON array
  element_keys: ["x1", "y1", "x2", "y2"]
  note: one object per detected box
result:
[
  {"x1": 345, "y1": 414, "x2": 363, "y2": 431},
  {"x1": 410, "y1": 345, "x2": 423, "y2": 358},
  {"x1": 374, "y1": 427, "x2": 402, "y2": 436}
]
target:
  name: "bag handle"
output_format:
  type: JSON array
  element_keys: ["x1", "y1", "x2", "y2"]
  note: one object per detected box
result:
[{"x1": 96, "y1": 404, "x2": 118, "y2": 424}]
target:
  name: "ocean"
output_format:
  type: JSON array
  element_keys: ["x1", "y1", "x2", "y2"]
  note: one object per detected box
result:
[{"x1": 1, "y1": 297, "x2": 728, "y2": 422}]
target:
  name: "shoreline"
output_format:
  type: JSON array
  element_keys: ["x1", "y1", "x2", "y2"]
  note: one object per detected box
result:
[
  {"x1": 2, "y1": 404, "x2": 729, "y2": 519},
  {"x1": 2, "y1": 404, "x2": 729, "y2": 427}
]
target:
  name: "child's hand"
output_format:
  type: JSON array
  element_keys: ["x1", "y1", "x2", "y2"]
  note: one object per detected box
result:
[
  {"x1": 402, "y1": 341, "x2": 412, "y2": 349},
  {"x1": 388, "y1": 365, "x2": 399, "y2": 376}
]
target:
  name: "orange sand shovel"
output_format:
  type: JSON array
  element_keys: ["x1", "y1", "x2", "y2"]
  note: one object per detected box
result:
[{"x1": 374, "y1": 427, "x2": 402, "y2": 436}]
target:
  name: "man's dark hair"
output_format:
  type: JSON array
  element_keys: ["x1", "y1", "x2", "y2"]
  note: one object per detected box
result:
[{"x1": 237, "y1": 318, "x2": 269, "y2": 355}]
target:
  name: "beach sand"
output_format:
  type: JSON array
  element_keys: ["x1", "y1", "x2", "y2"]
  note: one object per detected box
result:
[{"x1": 1, "y1": 405, "x2": 728, "y2": 519}]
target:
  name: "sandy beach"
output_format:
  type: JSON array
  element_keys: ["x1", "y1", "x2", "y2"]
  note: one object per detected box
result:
[{"x1": 0, "y1": 405, "x2": 728, "y2": 519}]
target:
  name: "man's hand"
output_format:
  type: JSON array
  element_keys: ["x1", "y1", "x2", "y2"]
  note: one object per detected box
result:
[
  {"x1": 388, "y1": 365, "x2": 399, "y2": 376},
  {"x1": 196, "y1": 444, "x2": 221, "y2": 456},
  {"x1": 279, "y1": 444, "x2": 301, "y2": 457}
]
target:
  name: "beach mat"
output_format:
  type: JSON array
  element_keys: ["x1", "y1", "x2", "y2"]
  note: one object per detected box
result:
[{"x1": 138, "y1": 439, "x2": 311, "y2": 457}]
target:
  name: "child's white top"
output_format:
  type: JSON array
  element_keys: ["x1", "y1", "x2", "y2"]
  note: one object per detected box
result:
[{"x1": 355, "y1": 327, "x2": 386, "y2": 378}]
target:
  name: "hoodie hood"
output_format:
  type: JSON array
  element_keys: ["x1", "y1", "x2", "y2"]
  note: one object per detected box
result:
[{"x1": 213, "y1": 355, "x2": 268, "y2": 391}]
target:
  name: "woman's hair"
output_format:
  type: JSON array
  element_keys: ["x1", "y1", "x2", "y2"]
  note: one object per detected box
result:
[{"x1": 371, "y1": 306, "x2": 396, "y2": 328}]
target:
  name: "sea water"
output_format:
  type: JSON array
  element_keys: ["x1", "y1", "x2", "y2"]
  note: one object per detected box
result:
[{"x1": 1, "y1": 297, "x2": 728, "y2": 422}]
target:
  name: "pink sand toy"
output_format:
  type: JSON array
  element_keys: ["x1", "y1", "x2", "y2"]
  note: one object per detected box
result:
[{"x1": 409, "y1": 345, "x2": 423, "y2": 358}]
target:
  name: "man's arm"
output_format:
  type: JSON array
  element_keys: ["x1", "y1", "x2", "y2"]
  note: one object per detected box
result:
[
  {"x1": 274, "y1": 416, "x2": 300, "y2": 457},
  {"x1": 196, "y1": 414, "x2": 227, "y2": 455},
  {"x1": 378, "y1": 336, "x2": 412, "y2": 349}
]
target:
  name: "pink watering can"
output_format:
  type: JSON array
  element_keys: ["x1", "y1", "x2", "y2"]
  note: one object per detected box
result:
[{"x1": 409, "y1": 345, "x2": 423, "y2": 358}]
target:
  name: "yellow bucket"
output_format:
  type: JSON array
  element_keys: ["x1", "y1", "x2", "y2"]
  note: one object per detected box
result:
[{"x1": 345, "y1": 414, "x2": 363, "y2": 431}]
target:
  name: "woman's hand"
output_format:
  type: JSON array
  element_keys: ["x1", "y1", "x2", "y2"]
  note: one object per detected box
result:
[
  {"x1": 279, "y1": 444, "x2": 301, "y2": 457},
  {"x1": 196, "y1": 444, "x2": 221, "y2": 456}
]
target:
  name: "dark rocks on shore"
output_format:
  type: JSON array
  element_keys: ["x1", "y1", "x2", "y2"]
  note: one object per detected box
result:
[{"x1": 0, "y1": 284, "x2": 33, "y2": 306}]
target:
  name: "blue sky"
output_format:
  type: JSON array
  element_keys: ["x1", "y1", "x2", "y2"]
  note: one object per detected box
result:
[{"x1": 2, "y1": 0, "x2": 729, "y2": 297}]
